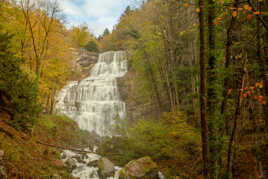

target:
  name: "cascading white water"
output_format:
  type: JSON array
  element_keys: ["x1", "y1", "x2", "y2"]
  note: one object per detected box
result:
[{"x1": 56, "y1": 51, "x2": 127, "y2": 136}]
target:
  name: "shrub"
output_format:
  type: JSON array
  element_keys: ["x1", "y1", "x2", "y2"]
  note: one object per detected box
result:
[
  {"x1": 84, "y1": 40, "x2": 99, "y2": 52},
  {"x1": 0, "y1": 29, "x2": 40, "y2": 131},
  {"x1": 99, "y1": 111, "x2": 202, "y2": 178}
]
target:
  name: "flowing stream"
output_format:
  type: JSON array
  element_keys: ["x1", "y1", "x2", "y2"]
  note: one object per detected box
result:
[{"x1": 55, "y1": 51, "x2": 128, "y2": 178}]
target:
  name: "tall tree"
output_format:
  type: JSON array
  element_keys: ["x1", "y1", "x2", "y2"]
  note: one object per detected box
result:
[
  {"x1": 198, "y1": 0, "x2": 209, "y2": 178},
  {"x1": 207, "y1": 0, "x2": 219, "y2": 177}
]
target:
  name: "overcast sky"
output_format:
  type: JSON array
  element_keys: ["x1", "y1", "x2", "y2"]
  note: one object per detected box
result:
[{"x1": 59, "y1": 0, "x2": 134, "y2": 36}]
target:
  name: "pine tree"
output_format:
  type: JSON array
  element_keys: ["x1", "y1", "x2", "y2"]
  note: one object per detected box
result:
[{"x1": 0, "y1": 27, "x2": 40, "y2": 131}]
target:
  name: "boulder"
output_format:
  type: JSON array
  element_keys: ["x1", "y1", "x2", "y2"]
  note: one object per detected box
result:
[
  {"x1": 87, "y1": 159, "x2": 98, "y2": 167},
  {"x1": 60, "y1": 153, "x2": 67, "y2": 160},
  {"x1": 0, "y1": 166, "x2": 7, "y2": 178},
  {"x1": 119, "y1": 156, "x2": 158, "y2": 179},
  {"x1": 64, "y1": 158, "x2": 77, "y2": 171},
  {"x1": 97, "y1": 157, "x2": 115, "y2": 178}
]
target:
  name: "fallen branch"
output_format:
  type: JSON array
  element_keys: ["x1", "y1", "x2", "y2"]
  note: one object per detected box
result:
[{"x1": 36, "y1": 141, "x2": 96, "y2": 154}]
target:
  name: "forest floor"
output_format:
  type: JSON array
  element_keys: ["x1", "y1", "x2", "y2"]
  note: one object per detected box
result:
[{"x1": 0, "y1": 112, "x2": 92, "y2": 178}]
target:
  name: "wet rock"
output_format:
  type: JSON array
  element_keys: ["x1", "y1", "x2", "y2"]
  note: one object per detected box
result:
[
  {"x1": 64, "y1": 158, "x2": 77, "y2": 171},
  {"x1": 82, "y1": 154, "x2": 88, "y2": 160},
  {"x1": 0, "y1": 166, "x2": 7, "y2": 178},
  {"x1": 60, "y1": 153, "x2": 67, "y2": 160},
  {"x1": 87, "y1": 159, "x2": 98, "y2": 167},
  {"x1": 72, "y1": 155, "x2": 85, "y2": 164},
  {"x1": 119, "y1": 156, "x2": 158, "y2": 179},
  {"x1": 97, "y1": 157, "x2": 115, "y2": 178}
]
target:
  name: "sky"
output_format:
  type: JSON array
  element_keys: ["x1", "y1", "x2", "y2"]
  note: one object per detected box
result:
[{"x1": 58, "y1": 0, "x2": 133, "y2": 36}]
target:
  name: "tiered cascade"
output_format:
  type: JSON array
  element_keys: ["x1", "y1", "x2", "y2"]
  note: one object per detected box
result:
[{"x1": 56, "y1": 51, "x2": 127, "y2": 136}]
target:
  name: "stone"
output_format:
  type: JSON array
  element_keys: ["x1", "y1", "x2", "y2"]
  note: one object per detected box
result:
[
  {"x1": 0, "y1": 166, "x2": 7, "y2": 178},
  {"x1": 119, "y1": 156, "x2": 158, "y2": 179},
  {"x1": 87, "y1": 159, "x2": 98, "y2": 167},
  {"x1": 97, "y1": 157, "x2": 115, "y2": 178},
  {"x1": 72, "y1": 154, "x2": 85, "y2": 163},
  {"x1": 60, "y1": 153, "x2": 67, "y2": 160},
  {"x1": 64, "y1": 157, "x2": 77, "y2": 171}
]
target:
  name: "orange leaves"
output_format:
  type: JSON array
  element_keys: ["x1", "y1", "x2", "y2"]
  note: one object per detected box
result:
[
  {"x1": 184, "y1": 3, "x2": 189, "y2": 8},
  {"x1": 249, "y1": 86, "x2": 255, "y2": 90},
  {"x1": 228, "y1": 89, "x2": 232, "y2": 94},
  {"x1": 242, "y1": 93, "x2": 247, "y2": 98},
  {"x1": 213, "y1": 17, "x2": 222, "y2": 25},
  {"x1": 253, "y1": 11, "x2": 260, "y2": 15},
  {"x1": 247, "y1": 14, "x2": 252, "y2": 20},
  {"x1": 253, "y1": 95, "x2": 258, "y2": 100},
  {"x1": 255, "y1": 82, "x2": 263, "y2": 88},
  {"x1": 196, "y1": 8, "x2": 200, "y2": 13},
  {"x1": 213, "y1": 19, "x2": 219, "y2": 25},
  {"x1": 243, "y1": 4, "x2": 252, "y2": 11},
  {"x1": 232, "y1": 11, "x2": 238, "y2": 17},
  {"x1": 230, "y1": 4, "x2": 261, "y2": 21}
]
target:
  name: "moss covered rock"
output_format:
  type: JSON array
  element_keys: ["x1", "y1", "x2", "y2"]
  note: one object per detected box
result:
[
  {"x1": 97, "y1": 157, "x2": 115, "y2": 178},
  {"x1": 119, "y1": 156, "x2": 158, "y2": 179}
]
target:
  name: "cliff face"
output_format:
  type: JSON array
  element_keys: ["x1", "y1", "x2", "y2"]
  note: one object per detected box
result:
[{"x1": 70, "y1": 48, "x2": 99, "y2": 78}]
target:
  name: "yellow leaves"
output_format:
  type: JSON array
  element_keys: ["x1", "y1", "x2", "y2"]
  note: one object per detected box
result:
[
  {"x1": 232, "y1": 11, "x2": 238, "y2": 17},
  {"x1": 196, "y1": 8, "x2": 200, "y2": 13},
  {"x1": 243, "y1": 4, "x2": 252, "y2": 11},
  {"x1": 255, "y1": 82, "x2": 263, "y2": 88},
  {"x1": 184, "y1": 3, "x2": 189, "y2": 8},
  {"x1": 180, "y1": 31, "x2": 186, "y2": 36}
]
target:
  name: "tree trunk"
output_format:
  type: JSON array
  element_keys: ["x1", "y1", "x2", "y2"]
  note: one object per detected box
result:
[
  {"x1": 226, "y1": 53, "x2": 247, "y2": 178},
  {"x1": 198, "y1": 0, "x2": 209, "y2": 177},
  {"x1": 207, "y1": 0, "x2": 219, "y2": 177}
]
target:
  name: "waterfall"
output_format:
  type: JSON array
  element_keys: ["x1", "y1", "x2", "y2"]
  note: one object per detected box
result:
[{"x1": 56, "y1": 51, "x2": 127, "y2": 136}]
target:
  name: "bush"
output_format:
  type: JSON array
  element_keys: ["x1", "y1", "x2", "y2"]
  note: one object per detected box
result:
[
  {"x1": 99, "y1": 111, "x2": 202, "y2": 178},
  {"x1": 0, "y1": 29, "x2": 40, "y2": 131},
  {"x1": 84, "y1": 40, "x2": 99, "y2": 52}
]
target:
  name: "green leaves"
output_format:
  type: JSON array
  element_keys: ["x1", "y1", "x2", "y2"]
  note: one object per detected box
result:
[{"x1": 0, "y1": 29, "x2": 40, "y2": 131}]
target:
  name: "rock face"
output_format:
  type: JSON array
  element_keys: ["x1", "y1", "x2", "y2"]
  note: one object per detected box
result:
[
  {"x1": 71, "y1": 48, "x2": 99, "y2": 76},
  {"x1": 97, "y1": 157, "x2": 115, "y2": 178},
  {"x1": 119, "y1": 156, "x2": 158, "y2": 179}
]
